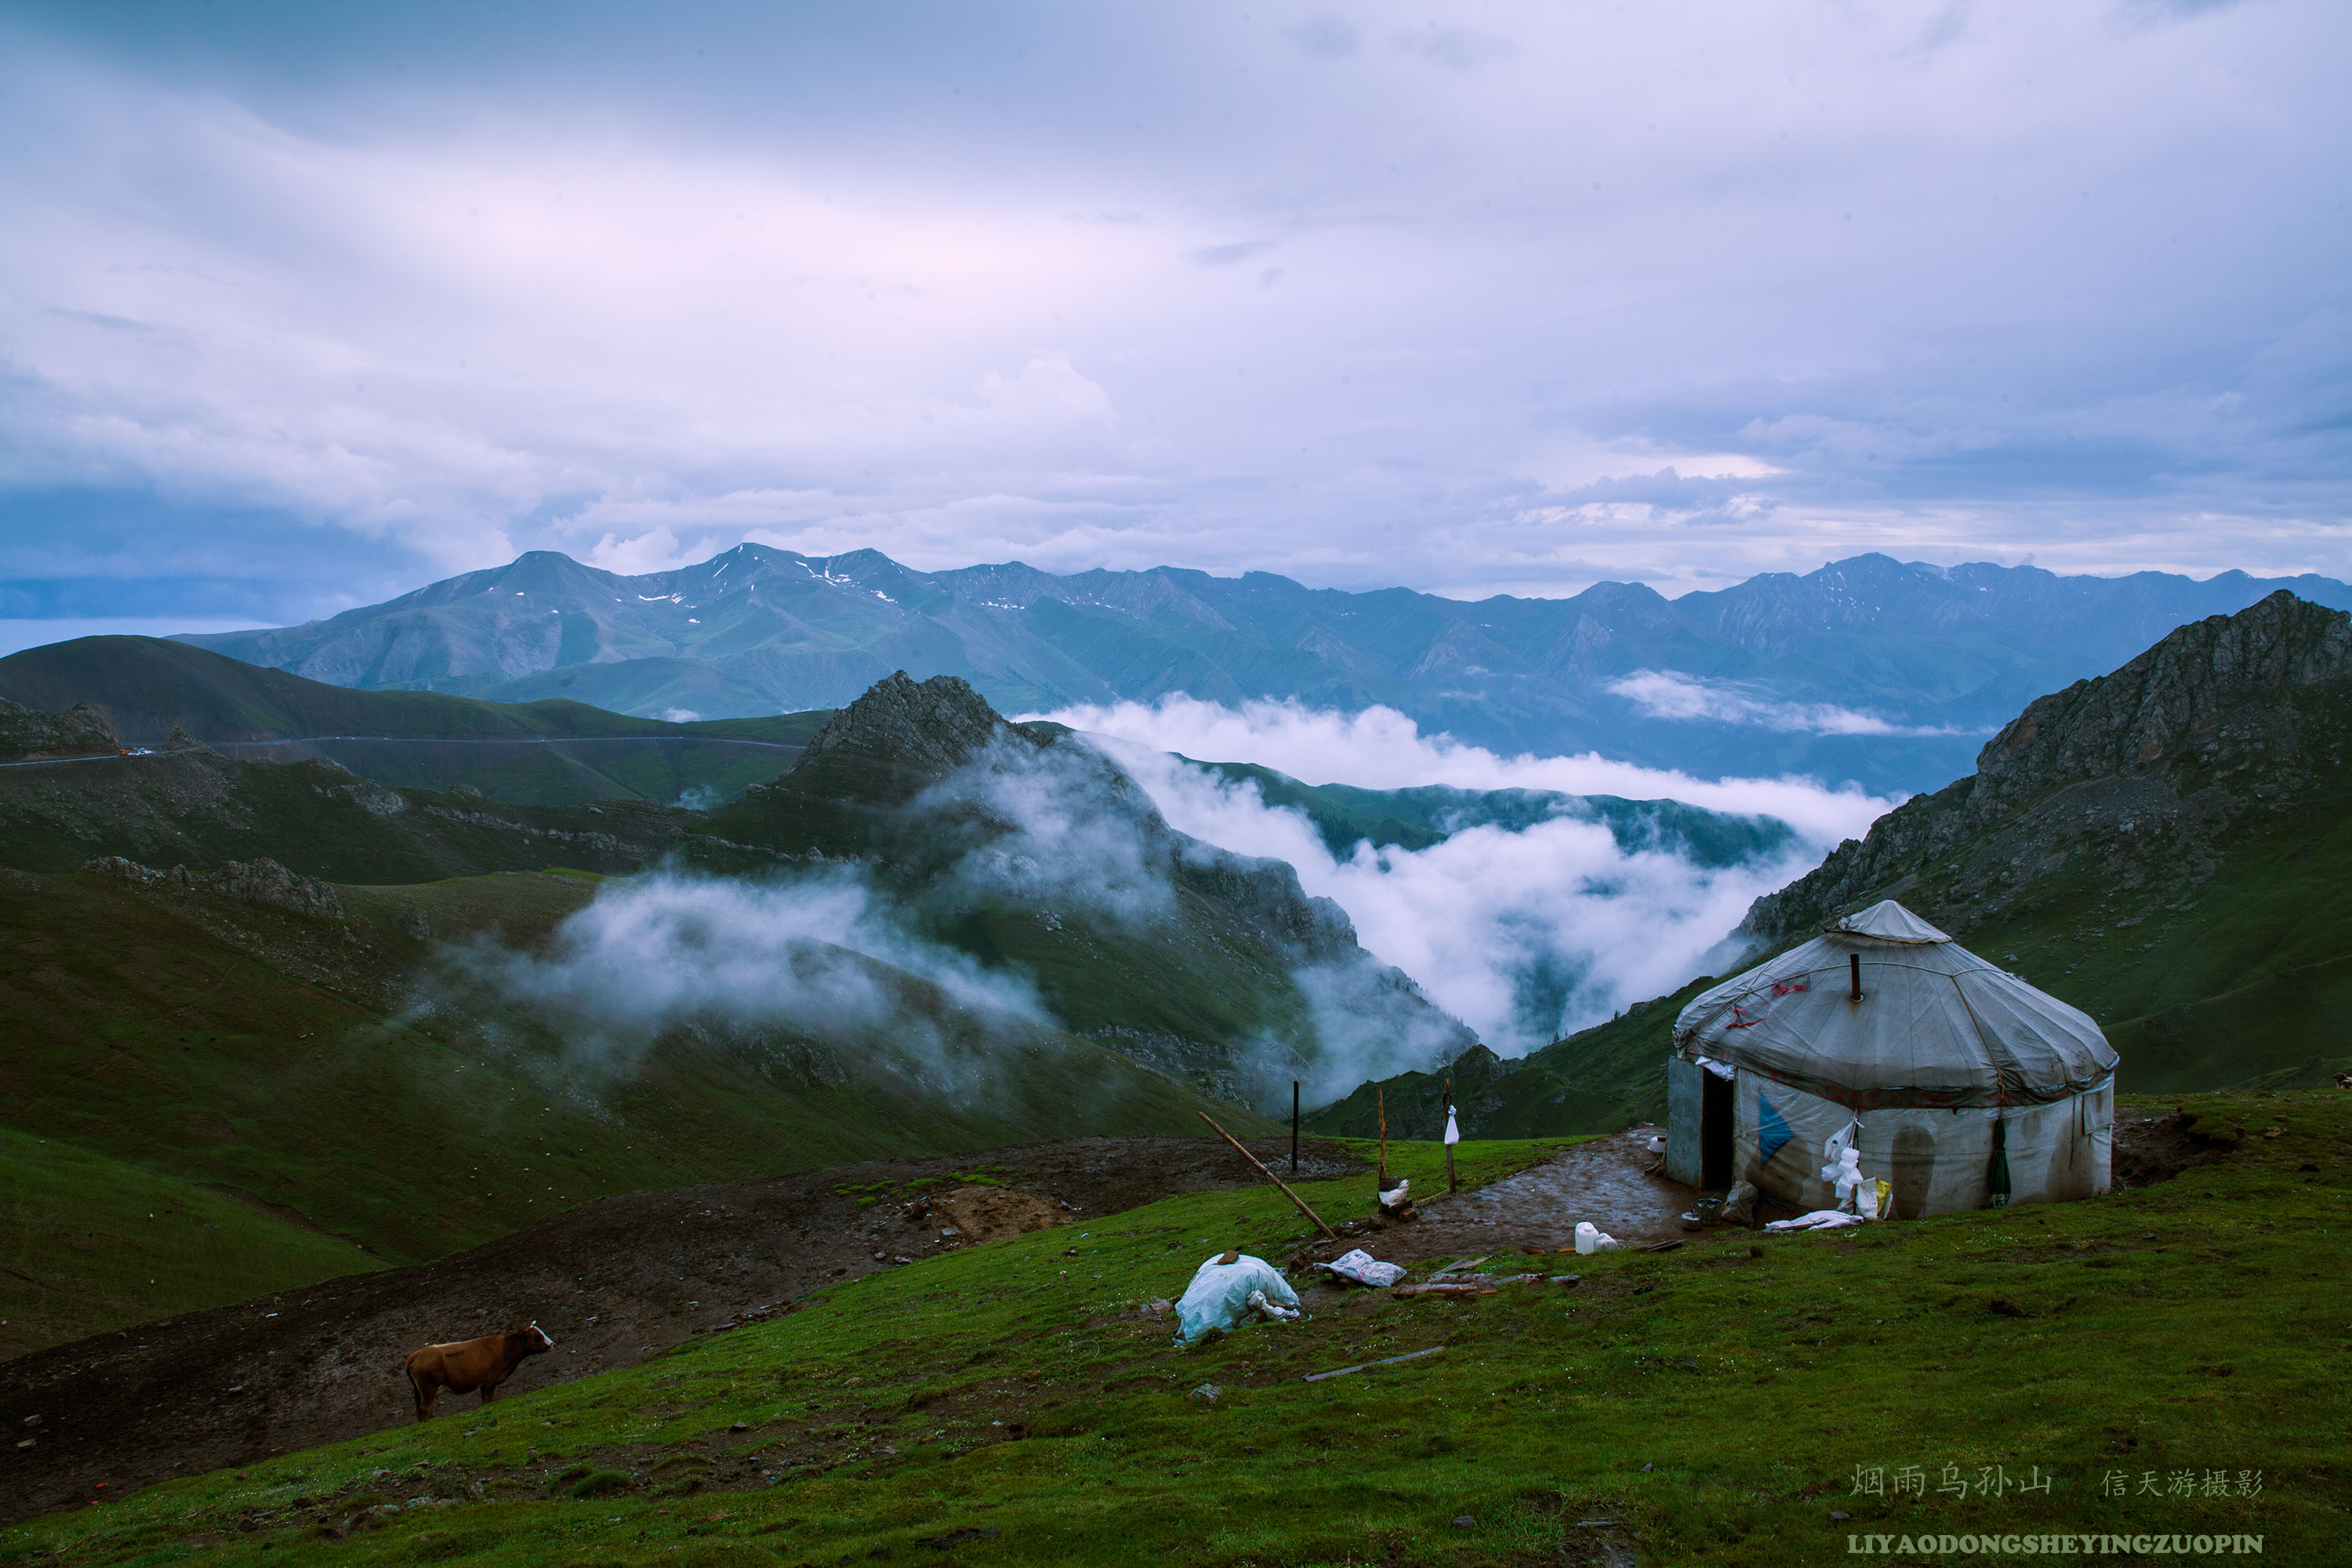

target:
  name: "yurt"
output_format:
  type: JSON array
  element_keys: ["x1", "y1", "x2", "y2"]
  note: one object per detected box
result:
[{"x1": 1666, "y1": 900, "x2": 2117, "y2": 1218}]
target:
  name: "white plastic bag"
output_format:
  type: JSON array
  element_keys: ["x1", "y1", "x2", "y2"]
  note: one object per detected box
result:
[
  {"x1": 1245, "y1": 1288, "x2": 1300, "y2": 1321},
  {"x1": 1821, "y1": 1145, "x2": 1867, "y2": 1211},
  {"x1": 1323, "y1": 1247, "x2": 1407, "y2": 1288},
  {"x1": 1764, "y1": 1209, "x2": 1867, "y2": 1232},
  {"x1": 1174, "y1": 1254, "x2": 1302, "y2": 1342}
]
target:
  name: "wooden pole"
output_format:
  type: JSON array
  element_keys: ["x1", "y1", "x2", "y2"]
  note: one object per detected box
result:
[
  {"x1": 1290, "y1": 1081, "x2": 1300, "y2": 1174},
  {"x1": 1195, "y1": 1110, "x2": 1337, "y2": 1240},
  {"x1": 1444, "y1": 1077, "x2": 1457, "y2": 1196},
  {"x1": 1377, "y1": 1087, "x2": 1388, "y2": 1189}
]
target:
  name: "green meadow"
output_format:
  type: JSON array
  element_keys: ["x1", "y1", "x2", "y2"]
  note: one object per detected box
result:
[
  {"x1": 0, "y1": 1130, "x2": 383, "y2": 1363},
  {"x1": 7, "y1": 1097, "x2": 2344, "y2": 1566}
]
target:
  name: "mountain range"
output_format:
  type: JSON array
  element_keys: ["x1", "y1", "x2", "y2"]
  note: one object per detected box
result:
[{"x1": 177, "y1": 546, "x2": 2352, "y2": 793}]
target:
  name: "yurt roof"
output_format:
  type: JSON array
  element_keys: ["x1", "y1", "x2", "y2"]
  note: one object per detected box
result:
[{"x1": 1672, "y1": 899, "x2": 2117, "y2": 1109}]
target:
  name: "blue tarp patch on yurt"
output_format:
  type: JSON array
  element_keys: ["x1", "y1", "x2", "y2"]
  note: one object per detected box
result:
[{"x1": 1757, "y1": 1094, "x2": 1795, "y2": 1166}]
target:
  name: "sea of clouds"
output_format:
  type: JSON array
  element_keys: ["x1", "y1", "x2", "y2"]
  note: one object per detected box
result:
[{"x1": 1040, "y1": 695, "x2": 1896, "y2": 1054}]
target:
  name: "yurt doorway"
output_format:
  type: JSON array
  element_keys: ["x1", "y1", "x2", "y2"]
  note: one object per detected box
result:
[
  {"x1": 1700, "y1": 1068, "x2": 1733, "y2": 1186},
  {"x1": 1664, "y1": 1058, "x2": 1736, "y2": 1189}
]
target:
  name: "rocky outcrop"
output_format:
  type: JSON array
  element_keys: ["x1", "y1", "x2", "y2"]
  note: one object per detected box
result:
[
  {"x1": 0, "y1": 699, "x2": 120, "y2": 763},
  {"x1": 86, "y1": 855, "x2": 347, "y2": 919},
  {"x1": 162, "y1": 720, "x2": 212, "y2": 755},
  {"x1": 797, "y1": 670, "x2": 1007, "y2": 775},
  {"x1": 1746, "y1": 592, "x2": 2352, "y2": 942}
]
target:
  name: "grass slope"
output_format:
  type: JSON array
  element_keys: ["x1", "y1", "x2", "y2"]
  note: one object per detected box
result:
[
  {"x1": 0, "y1": 637, "x2": 833, "y2": 807},
  {"x1": 217, "y1": 735, "x2": 808, "y2": 809},
  {"x1": 0, "y1": 752, "x2": 684, "y2": 881},
  {"x1": 9, "y1": 1095, "x2": 2345, "y2": 1564},
  {"x1": 1925, "y1": 795, "x2": 2352, "y2": 1093},
  {"x1": 0, "y1": 638, "x2": 702, "y2": 746},
  {"x1": 1307, "y1": 975, "x2": 1719, "y2": 1139},
  {"x1": 0, "y1": 868, "x2": 1272, "y2": 1352},
  {"x1": 0, "y1": 1128, "x2": 383, "y2": 1363}
]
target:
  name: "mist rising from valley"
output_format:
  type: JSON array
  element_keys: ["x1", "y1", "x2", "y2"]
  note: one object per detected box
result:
[{"x1": 1053, "y1": 695, "x2": 1896, "y2": 1054}]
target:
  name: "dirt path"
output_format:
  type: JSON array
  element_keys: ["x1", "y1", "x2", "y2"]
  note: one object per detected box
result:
[
  {"x1": 1294, "y1": 1112, "x2": 2209, "y2": 1275},
  {"x1": 0, "y1": 1135, "x2": 1361, "y2": 1527},
  {"x1": 1294, "y1": 1126, "x2": 1708, "y2": 1272}
]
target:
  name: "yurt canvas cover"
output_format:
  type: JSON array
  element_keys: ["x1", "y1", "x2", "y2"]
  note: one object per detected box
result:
[{"x1": 1667, "y1": 901, "x2": 2117, "y2": 1217}]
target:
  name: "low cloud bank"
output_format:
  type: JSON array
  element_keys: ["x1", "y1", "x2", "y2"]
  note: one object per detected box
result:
[
  {"x1": 1042, "y1": 696, "x2": 1899, "y2": 1054},
  {"x1": 1030, "y1": 695, "x2": 1891, "y2": 851},
  {"x1": 422, "y1": 869, "x2": 1049, "y2": 1096},
  {"x1": 1091, "y1": 739, "x2": 1822, "y2": 1054},
  {"x1": 1031, "y1": 694, "x2": 1893, "y2": 847},
  {"x1": 913, "y1": 741, "x2": 1177, "y2": 927},
  {"x1": 1606, "y1": 670, "x2": 1973, "y2": 737}
]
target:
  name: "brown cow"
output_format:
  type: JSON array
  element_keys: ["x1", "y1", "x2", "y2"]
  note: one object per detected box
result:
[{"x1": 404, "y1": 1321, "x2": 555, "y2": 1421}]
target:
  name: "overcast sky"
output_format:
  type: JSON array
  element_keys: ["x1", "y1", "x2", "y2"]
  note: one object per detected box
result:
[{"x1": 1, "y1": 0, "x2": 2345, "y2": 639}]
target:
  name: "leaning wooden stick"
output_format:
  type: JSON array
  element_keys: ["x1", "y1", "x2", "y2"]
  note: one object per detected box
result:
[
  {"x1": 1377, "y1": 1087, "x2": 1388, "y2": 1189},
  {"x1": 1195, "y1": 1111, "x2": 1338, "y2": 1240}
]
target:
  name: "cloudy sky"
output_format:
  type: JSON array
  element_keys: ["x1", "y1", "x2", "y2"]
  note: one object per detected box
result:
[{"x1": 1, "y1": 0, "x2": 2344, "y2": 643}]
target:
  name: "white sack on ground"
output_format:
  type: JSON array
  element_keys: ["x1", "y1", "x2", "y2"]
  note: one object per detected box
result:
[
  {"x1": 1174, "y1": 1254, "x2": 1301, "y2": 1342},
  {"x1": 1323, "y1": 1248, "x2": 1407, "y2": 1288},
  {"x1": 1765, "y1": 1210, "x2": 1868, "y2": 1232}
]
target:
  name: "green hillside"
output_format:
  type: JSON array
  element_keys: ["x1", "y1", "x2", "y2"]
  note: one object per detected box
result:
[
  {"x1": 0, "y1": 750, "x2": 687, "y2": 881},
  {"x1": 0, "y1": 637, "x2": 689, "y2": 744},
  {"x1": 1894, "y1": 795, "x2": 2352, "y2": 1093},
  {"x1": 13, "y1": 1093, "x2": 2343, "y2": 1564},
  {"x1": 0, "y1": 865, "x2": 1272, "y2": 1354},
  {"x1": 0, "y1": 668, "x2": 1465, "y2": 1352},
  {"x1": 694, "y1": 677, "x2": 1479, "y2": 1102},
  {"x1": 0, "y1": 1128, "x2": 384, "y2": 1363},
  {"x1": 0, "y1": 637, "x2": 829, "y2": 808},
  {"x1": 1306, "y1": 975, "x2": 1719, "y2": 1140}
]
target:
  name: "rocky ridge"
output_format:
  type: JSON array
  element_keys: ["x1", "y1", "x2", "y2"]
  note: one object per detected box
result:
[
  {"x1": 1744, "y1": 590, "x2": 2352, "y2": 943},
  {"x1": 85, "y1": 854, "x2": 349, "y2": 919}
]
